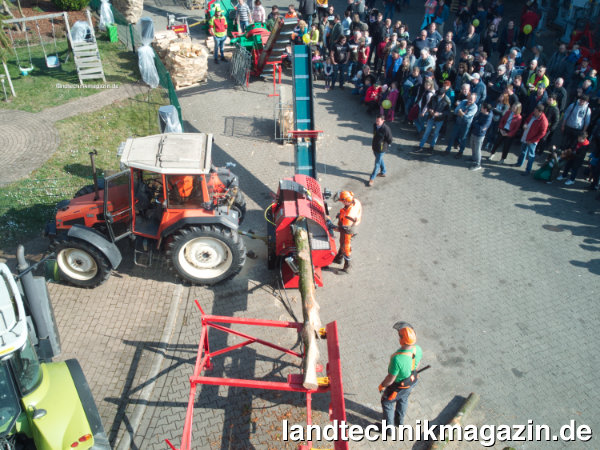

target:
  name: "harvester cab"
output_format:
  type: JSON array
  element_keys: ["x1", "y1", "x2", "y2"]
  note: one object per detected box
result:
[
  {"x1": 46, "y1": 133, "x2": 247, "y2": 288},
  {"x1": 0, "y1": 247, "x2": 109, "y2": 449}
]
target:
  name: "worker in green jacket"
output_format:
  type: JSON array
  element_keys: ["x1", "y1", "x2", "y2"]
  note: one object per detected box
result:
[{"x1": 378, "y1": 322, "x2": 423, "y2": 429}]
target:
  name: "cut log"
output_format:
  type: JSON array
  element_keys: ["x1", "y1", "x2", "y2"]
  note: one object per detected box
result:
[{"x1": 293, "y1": 217, "x2": 322, "y2": 390}]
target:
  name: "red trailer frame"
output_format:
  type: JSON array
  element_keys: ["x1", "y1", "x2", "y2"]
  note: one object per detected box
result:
[{"x1": 165, "y1": 301, "x2": 348, "y2": 450}]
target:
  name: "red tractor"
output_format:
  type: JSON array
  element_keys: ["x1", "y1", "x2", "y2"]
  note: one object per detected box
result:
[{"x1": 45, "y1": 133, "x2": 247, "y2": 288}]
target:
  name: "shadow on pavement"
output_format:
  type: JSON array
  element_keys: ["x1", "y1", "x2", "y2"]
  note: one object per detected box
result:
[{"x1": 410, "y1": 394, "x2": 466, "y2": 450}]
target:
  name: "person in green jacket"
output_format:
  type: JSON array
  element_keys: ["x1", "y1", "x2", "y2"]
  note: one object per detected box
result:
[{"x1": 378, "y1": 322, "x2": 423, "y2": 429}]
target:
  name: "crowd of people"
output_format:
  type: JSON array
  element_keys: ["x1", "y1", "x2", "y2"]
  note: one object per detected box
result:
[{"x1": 280, "y1": 0, "x2": 600, "y2": 189}]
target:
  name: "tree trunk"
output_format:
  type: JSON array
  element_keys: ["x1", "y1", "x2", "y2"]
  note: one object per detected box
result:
[
  {"x1": 293, "y1": 217, "x2": 322, "y2": 390},
  {"x1": 15, "y1": 0, "x2": 25, "y2": 32}
]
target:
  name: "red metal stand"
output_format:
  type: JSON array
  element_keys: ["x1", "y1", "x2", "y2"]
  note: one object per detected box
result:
[
  {"x1": 165, "y1": 301, "x2": 348, "y2": 450},
  {"x1": 287, "y1": 130, "x2": 323, "y2": 140},
  {"x1": 266, "y1": 58, "x2": 283, "y2": 97}
]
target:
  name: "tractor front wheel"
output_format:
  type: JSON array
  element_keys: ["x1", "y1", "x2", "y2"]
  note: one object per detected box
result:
[
  {"x1": 168, "y1": 225, "x2": 246, "y2": 285},
  {"x1": 52, "y1": 236, "x2": 112, "y2": 288}
]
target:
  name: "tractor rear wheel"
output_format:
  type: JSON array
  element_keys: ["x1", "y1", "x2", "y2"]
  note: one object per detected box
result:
[
  {"x1": 168, "y1": 225, "x2": 246, "y2": 285},
  {"x1": 51, "y1": 236, "x2": 111, "y2": 288},
  {"x1": 232, "y1": 192, "x2": 247, "y2": 224}
]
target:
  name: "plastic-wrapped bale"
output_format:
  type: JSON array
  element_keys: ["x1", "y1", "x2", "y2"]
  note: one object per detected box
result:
[
  {"x1": 71, "y1": 21, "x2": 93, "y2": 42},
  {"x1": 137, "y1": 17, "x2": 159, "y2": 88},
  {"x1": 158, "y1": 105, "x2": 183, "y2": 133},
  {"x1": 138, "y1": 45, "x2": 160, "y2": 88},
  {"x1": 99, "y1": 0, "x2": 115, "y2": 31},
  {"x1": 164, "y1": 43, "x2": 209, "y2": 90}
]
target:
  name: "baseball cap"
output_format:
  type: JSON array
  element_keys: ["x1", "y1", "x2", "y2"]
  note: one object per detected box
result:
[
  {"x1": 472, "y1": 72, "x2": 481, "y2": 80},
  {"x1": 393, "y1": 321, "x2": 414, "y2": 331}
]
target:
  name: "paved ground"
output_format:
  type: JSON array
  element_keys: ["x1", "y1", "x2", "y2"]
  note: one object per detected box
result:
[
  {"x1": 112, "y1": 0, "x2": 600, "y2": 446},
  {"x1": 3, "y1": 0, "x2": 599, "y2": 449},
  {"x1": 0, "y1": 82, "x2": 148, "y2": 186}
]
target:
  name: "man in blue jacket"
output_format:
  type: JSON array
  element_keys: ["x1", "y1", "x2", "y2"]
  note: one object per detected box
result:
[
  {"x1": 468, "y1": 103, "x2": 493, "y2": 171},
  {"x1": 470, "y1": 72, "x2": 487, "y2": 106},
  {"x1": 444, "y1": 93, "x2": 478, "y2": 157}
]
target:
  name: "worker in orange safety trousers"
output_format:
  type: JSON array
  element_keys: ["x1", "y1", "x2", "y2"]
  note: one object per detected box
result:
[
  {"x1": 332, "y1": 190, "x2": 362, "y2": 273},
  {"x1": 378, "y1": 323, "x2": 423, "y2": 430}
]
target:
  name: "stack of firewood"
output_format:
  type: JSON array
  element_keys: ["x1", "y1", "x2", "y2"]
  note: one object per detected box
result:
[{"x1": 153, "y1": 31, "x2": 209, "y2": 90}]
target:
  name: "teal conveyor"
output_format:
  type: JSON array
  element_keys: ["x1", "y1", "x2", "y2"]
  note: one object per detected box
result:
[{"x1": 291, "y1": 45, "x2": 317, "y2": 178}]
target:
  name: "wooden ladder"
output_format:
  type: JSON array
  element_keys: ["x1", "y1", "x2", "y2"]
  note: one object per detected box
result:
[{"x1": 69, "y1": 10, "x2": 106, "y2": 84}]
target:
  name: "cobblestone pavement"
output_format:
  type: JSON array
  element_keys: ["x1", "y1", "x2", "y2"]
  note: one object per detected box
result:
[
  {"x1": 5, "y1": 0, "x2": 599, "y2": 449},
  {"x1": 0, "y1": 83, "x2": 148, "y2": 186},
  {"x1": 117, "y1": 2, "x2": 600, "y2": 446}
]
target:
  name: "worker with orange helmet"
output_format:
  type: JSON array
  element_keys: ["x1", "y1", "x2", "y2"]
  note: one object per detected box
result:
[
  {"x1": 378, "y1": 322, "x2": 423, "y2": 429},
  {"x1": 169, "y1": 175, "x2": 194, "y2": 201},
  {"x1": 332, "y1": 190, "x2": 362, "y2": 273}
]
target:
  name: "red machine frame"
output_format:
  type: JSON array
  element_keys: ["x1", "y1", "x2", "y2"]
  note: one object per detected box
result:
[{"x1": 165, "y1": 301, "x2": 348, "y2": 450}]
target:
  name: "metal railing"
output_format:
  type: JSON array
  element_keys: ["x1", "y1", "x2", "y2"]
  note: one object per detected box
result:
[{"x1": 229, "y1": 45, "x2": 251, "y2": 89}]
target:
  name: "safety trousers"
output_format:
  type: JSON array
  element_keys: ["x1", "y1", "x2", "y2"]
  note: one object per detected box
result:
[{"x1": 339, "y1": 231, "x2": 352, "y2": 260}]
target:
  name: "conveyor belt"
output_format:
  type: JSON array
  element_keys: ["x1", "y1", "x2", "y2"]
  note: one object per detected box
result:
[
  {"x1": 254, "y1": 18, "x2": 298, "y2": 76},
  {"x1": 291, "y1": 44, "x2": 317, "y2": 178}
]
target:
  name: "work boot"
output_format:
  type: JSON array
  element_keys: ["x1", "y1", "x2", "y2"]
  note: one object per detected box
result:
[
  {"x1": 333, "y1": 252, "x2": 343, "y2": 264},
  {"x1": 342, "y1": 259, "x2": 351, "y2": 273}
]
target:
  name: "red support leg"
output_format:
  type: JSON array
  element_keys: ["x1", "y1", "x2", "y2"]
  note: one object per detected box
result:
[{"x1": 167, "y1": 304, "x2": 348, "y2": 450}]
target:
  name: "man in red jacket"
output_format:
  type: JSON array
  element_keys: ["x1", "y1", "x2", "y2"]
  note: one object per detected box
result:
[{"x1": 516, "y1": 104, "x2": 548, "y2": 175}]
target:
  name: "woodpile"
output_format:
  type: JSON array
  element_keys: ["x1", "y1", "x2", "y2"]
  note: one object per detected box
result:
[
  {"x1": 185, "y1": 0, "x2": 204, "y2": 9},
  {"x1": 153, "y1": 30, "x2": 209, "y2": 90},
  {"x1": 113, "y1": 0, "x2": 143, "y2": 24}
]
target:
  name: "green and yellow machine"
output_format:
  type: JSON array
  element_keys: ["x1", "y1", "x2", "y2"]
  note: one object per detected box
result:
[{"x1": 0, "y1": 246, "x2": 109, "y2": 450}]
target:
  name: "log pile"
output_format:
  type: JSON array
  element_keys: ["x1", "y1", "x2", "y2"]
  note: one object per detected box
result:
[
  {"x1": 153, "y1": 31, "x2": 209, "y2": 90},
  {"x1": 113, "y1": 0, "x2": 143, "y2": 24}
]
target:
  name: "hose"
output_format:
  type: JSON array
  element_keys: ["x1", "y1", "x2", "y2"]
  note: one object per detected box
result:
[{"x1": 264, "y1": 203, "x2": 275, "y2": 225}]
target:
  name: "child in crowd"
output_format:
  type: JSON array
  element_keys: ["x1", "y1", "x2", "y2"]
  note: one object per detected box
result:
[
  {"x1": 323, "y1": 56, "x2": 334, "y2": 90},
  {"x1": 312, "y1": 48, "x2": 324, "y2": 81},
  {"x1": 364, "y1": 82, "x2": 382, "y2": 113},
  {"x1": 381, "y1": 81, "x2": 399, "y2": 121}
]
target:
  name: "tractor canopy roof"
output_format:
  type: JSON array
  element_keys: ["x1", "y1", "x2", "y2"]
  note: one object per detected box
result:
[
  {"x1": 0, "y1": 264, "x2": 27, "y2": 358},
  {"x1": 119, "y1": 133, "x2": 214, "y2": 175}
]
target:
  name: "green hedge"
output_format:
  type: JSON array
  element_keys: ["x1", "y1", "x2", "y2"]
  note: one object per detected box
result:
[{"x1": 52, "y1": 0, "x2": 90, "y2": 11}]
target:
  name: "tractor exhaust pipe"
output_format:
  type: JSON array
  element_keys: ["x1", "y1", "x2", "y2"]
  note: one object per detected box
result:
[{"x1": 90, "y1": 149, "x2": 99, "y2": 201}]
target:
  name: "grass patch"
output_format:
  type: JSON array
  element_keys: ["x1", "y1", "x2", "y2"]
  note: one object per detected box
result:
[
  {"x1": 0, "y1": 88, "x2": 168, "y2": 250},
  {"x1": 0, "y1": 37, "x2": 139, "y2": 112}
]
